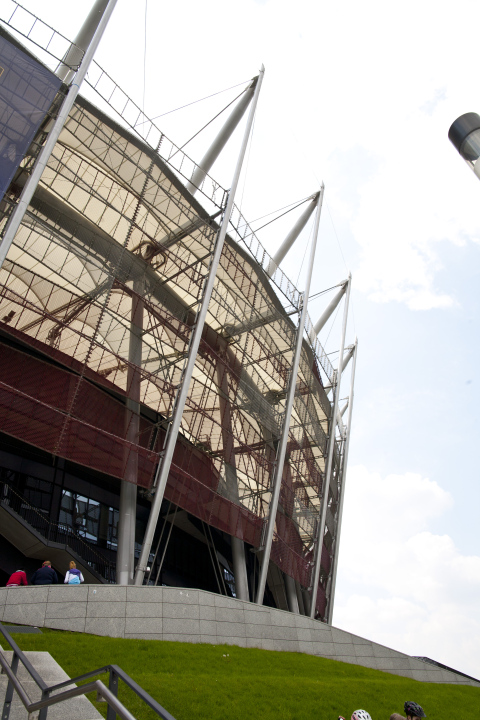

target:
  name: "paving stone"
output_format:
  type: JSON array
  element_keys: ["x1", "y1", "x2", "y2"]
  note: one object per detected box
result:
[
  {"x1": 198, "y1": 591, "x2": 216, "y2": 606},
  {"x1": 162, "y1": 603, "x2": 200, "y2": 620},
  {"x1": 269, "y1": 609, "x2": 296, "y2": 628},
  {"x1": 349, "y1": 632, "x2": 371, "y2": 645},
  {"x1": 410, "y1": 669, "x2": 443, "y2": 682},
  {"x1": 162, "y1": 618, "x2": 200, "y2": 635},
  {"x1": 333, "y1": 642, "x2": 355, "y2": 658},
  {"x1": 126, "y1": 586, "x2": 163, "y2": 603},
  {"x1": 245, "y1": 622, "x2": 272, "y2": 640},
  {"x1": 199, "y1": 604, "x2": 216, "y2": 621},
  {"x1": 215, "y1": 606, "x2": 244, "y2": 623},
  {"x1": 372, "y1": 643, "x2": 402, "y2": 659},
  {"x1": 213, "y1": 595, "x2": 241, "y2": 610},
  {"x1": 46, "y1": 617, "x2": 86, "y2": 633},
  {"x1": 353, "y1": 643, "x2": 375, "y2": 658},
  {"x1": 331, "y1": 628, "x2": 353, "y2": 644},
  {"x1": 163, "y1": 588, "x2": 198, "y2": 605},
  {"x1": 87, "y1": 602, "x2": 125, "y2": 619},
  {"x1": 3, "y1": 603, "x2": 46, "y2": 628},
  {"x1": 45, "y1": 601, "x2": 87, "y2": 620},
  {"x1": 199, "y1": 620, "x2": 217, "y2": 636},
  {"x1": 126, "y1": 602, "x2": 163, "y2": 618},
  {"x1": 8, "y1": 588, "x2": 49, "y2": 604},
  {"x1": 125, "y1": 617, "x2": 162, "y2": 634},
  {"x1": 244, "y1": 609, "x2": 269, "y2": 625},
  {"x1": 297, "y1": 628, "x2": 314, "y2": 642},
  {"x1": 48, "y1": 586, "x2": 89, "y2": 603},
  {"x1": 312, "y1": 640, "x2": 335, "y2": 656},
  {"x1": 294, "y1": 615, "x2": 316, "y2": 629},
  {"x1": 271, "y1": 625, "x2": 297, "y2": 641},
  {"x1": 87, "y1": 586, "x2": 126, "y2": 602},
  {"x1": 215, "y1": 621, "x2": 246, "y2": 638},
  {"x1": 84, "y1": 617, "x2": 125, "y2": 638}
]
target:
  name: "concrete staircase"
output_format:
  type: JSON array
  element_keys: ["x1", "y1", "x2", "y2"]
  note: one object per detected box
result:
[
  {"x1": 0, "y1": 501, "x2": 108, "y2": 585},
  {"x1": 0, "y1": 651, "x2": 102, "y2": 720}
]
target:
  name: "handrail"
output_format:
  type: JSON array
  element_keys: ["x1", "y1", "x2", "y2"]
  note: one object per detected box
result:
[
  {"x1": 0, "y1": 624, "x2": 47, "y2": 690},
  {"x1": 48, "y1": 664, "x2": 177, "y2": 720},
  {"x1": 0, "y1": 622, "x2": 176, "y2": 720}
]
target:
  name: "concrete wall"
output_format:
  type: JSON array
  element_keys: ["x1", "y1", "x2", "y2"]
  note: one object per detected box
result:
[{"x1": 1, "y1": 586, "x2": 478, "y2": 687}]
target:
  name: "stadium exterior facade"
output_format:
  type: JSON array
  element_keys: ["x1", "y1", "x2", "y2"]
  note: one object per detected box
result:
[{"x1": 0, "y1": 1, "x2": 356, "y2": 623}]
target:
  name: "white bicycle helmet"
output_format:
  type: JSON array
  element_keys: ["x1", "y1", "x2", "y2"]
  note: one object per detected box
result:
[{"x1": 352, "y1": 711, "x2": 372, "y2": 720}]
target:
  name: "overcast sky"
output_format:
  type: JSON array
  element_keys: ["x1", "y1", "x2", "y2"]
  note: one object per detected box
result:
[{"x1": 8, "y1": 0, "x2": 480, "y2": 679}]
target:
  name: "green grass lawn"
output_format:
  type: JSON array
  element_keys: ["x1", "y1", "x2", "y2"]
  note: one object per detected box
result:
[{"x1": 1, "y1": 628, "x2": 478, "y2": 720}]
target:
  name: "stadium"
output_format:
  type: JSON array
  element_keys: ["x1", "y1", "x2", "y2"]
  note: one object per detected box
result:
[{"x1": 0, "y1": 0, "x2": 356, "y2": 623}]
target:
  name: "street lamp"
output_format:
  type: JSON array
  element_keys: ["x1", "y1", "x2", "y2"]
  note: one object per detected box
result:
[{"x1": 449, "y1": 112, "x2": 480, "y2": 179}]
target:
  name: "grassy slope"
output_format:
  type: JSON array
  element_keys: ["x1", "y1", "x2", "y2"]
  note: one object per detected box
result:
[{"x1": 1, "y1": 629, "x2": 478, "y2": 720}]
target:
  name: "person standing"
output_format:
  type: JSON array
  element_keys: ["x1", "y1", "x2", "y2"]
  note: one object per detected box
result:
[
  {"x1": 64, "y1": 560, "x2": 84, "y2": 584},
  {"x1": 6, "y1": 567, "x2": 28, "y2": 587},
  {"x1": 30, "y1": 561, "x2": 58, "y2": 585}
]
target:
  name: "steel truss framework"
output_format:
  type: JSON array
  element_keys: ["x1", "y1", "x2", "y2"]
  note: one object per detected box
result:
[{"x1": 0, "y1": 14, "x2": 352, "y2": 618}]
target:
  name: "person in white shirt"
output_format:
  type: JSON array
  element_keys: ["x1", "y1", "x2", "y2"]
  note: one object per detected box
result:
[{"x1": 64, "y1": 560, "x2": 84, "y2": 584}]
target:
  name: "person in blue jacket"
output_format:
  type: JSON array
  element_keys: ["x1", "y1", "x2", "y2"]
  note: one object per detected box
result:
[{"x1": 30, "y1": 560, "x2": 58, "y2": 585}]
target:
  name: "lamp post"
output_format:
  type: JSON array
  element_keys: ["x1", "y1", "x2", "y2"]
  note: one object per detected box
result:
[{"x1": 448, "y1": 112, "x2": 480, "y2": 179}]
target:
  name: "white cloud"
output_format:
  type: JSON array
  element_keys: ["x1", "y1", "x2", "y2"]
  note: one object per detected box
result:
[{"x1": 333, "y1": 466, "x2": 480, "y2": 679}]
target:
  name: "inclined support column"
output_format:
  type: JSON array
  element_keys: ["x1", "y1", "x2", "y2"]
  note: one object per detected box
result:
[
  {"x1": 56, "y1": 0, "x2": 110, "y2": 83},
  {"x1": 255, "y1": 185, "x2": 325, "y2": 605},
  {"x1": 284, "y1": 574, "x2": 300, "y2": 614},
  {"x1": 0, "y1": 0, "x2": 118, "y2": 270},
  {"x1": 313, "y1": 281, "x2": 348, "y2": 336},
  {"x1": 309, "y1": 275, "x2": 351, "y2": 618},
  {"x1": 266, "y1": 193, "x2": 319, "y2": 276},
  {"x1": 134, "y1": 66, "x2": 265, "y2": 586},
  {"x1": 186, "y1": 79, "x2": 257, "y2": 196},
  {"x1": 326, "y1": 338, "x2": 358, "y2": 624},
  {"x1": 295, "y1": 581, "x2": 306, "y2": 615},
  {"x1": 117, "y1": 281, "x2": 143, "y2": 585},
  {"x1": 216, "y1": 358, "x2": 249, "y2": 601}
]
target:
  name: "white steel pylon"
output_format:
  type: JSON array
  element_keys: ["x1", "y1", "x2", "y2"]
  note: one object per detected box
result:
[
  {"x1": 186, "y1": 78, "x2": 258, "y2": 196},
  {"x1": 326, "y1": 338, "x2": 358, "y2": 623},
  {"x1": 309, "y1": 274, "x2": 351, "y2": 618},
  {"x1": 266, "y1": 193, "x2": 319, "y2": 277},
  {"x1": 255, "y1": 185, "x2": 325, "y2": 606},
  {"x1": 313, "y1": 280, "x2": 348, "y2": 336}
]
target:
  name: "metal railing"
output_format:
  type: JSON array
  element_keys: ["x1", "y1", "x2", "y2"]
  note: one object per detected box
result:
[
  {"x1": 0, "y1": 622, "x2": 176, "y2": 720},
  {"x1": 82, "y1": 63, "x2": 311, "y2": 315},
  {"x1": 0, "y1": 480, "x2": 116, "y2": 582},
  {"x1": 0, "y1": 1, "x2": 83, "y2": 70}
]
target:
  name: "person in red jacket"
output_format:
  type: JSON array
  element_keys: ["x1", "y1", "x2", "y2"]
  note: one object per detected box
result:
[{"x1": 6, "y1": 568, "x2": 28, "y2": 587}]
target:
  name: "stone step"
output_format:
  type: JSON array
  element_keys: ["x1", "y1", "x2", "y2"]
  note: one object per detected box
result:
[{"x1": 0, "y1": 651, "x2": 102, "y2": 720}]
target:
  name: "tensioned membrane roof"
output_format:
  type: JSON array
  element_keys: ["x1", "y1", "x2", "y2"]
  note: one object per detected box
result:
[{"x1": 0, "y1": 32, "x2": 340, "y2": 592}]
